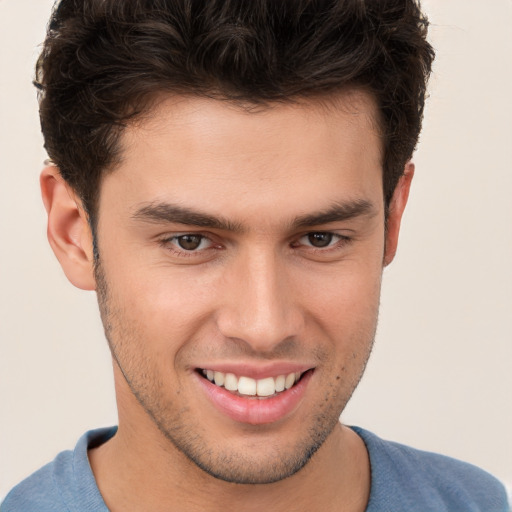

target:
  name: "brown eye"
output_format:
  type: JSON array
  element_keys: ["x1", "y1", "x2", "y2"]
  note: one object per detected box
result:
[
  {"x1": 307, "y1": 232, "x2": 333, "y2": 247},
  {"x1": 177, "y1": 235, "x2": 203, "y2": 250}
]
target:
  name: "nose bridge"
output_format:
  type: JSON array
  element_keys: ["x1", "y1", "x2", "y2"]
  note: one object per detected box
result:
[{"x1": 217, "y1": 246, "x2": 303, "y2": 351}]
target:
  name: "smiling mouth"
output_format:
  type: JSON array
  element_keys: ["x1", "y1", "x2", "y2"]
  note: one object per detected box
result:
[{"x1": 197, "y1": 369, "x2": 309, "y2": 398}]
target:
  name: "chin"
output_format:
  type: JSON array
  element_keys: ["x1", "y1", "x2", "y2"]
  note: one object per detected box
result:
[{"x1": 149, "y1": 402, "x2": 342, "y2": 485}]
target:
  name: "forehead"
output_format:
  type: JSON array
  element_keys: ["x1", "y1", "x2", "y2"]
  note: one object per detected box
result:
[
  {"x1": 123, "y1": 89, "x2": 382, "y2": 160},
  {"x1": 100, "y1": 91, "x2": 384, "y2": 224}
]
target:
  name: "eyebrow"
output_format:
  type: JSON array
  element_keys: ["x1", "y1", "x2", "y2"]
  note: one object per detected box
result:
[
  {"x1": 131, "y1": 202, "x2": 244, "y2": 232},
  {"x1": 291, "y1": 199, "x2": 377, "y2": 229},
  {"x1": 131, "y1": 198, "x2": 377, "y2": 232}
]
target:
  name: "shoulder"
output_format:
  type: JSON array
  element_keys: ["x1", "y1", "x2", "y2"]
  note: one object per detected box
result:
[
  {"x1": 1, "y1": 427, "x2": 116, "y2": 512},
  {"x1": 352, "y1": 427, "x2": 510, "y2": 512},
  {"x1": 1, "y1": 450, "x2": 72, "y2": 512}
]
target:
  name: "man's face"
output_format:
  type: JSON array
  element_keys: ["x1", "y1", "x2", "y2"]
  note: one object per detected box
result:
[{"x1": 93, "y1": 92, "x2": 391, "y2": 484}]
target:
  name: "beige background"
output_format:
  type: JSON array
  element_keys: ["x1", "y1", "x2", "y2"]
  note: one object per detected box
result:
[{"x1": 1, "y1": 0, "x2": 511, "y2": 498}]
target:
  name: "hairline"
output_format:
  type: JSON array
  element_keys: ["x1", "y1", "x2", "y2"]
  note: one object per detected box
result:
[{"x1": 86, "y1": 86, "x2": 386, "y2": 225}]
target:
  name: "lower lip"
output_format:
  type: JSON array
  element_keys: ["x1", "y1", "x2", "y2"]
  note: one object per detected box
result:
[{"x1": 197, "y1": 371, "x2": 313, "y2": 425}]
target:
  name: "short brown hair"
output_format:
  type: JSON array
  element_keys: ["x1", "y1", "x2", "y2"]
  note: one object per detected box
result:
[{"x1": 36, "y1": 0, "x2": 434, "y2": 221}]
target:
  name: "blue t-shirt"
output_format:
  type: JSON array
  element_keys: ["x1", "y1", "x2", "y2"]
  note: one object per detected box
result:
[{"x1": 2, "y1": 426, "x2": 509, "y2": 511}]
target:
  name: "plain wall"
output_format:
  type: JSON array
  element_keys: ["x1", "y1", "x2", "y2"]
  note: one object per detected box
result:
[{"x1": 1, "y1": 0, "x2": 511, "y2": 497}]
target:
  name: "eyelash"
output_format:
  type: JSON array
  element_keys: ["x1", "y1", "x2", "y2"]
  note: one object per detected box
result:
[
  {"x1": 293, "y1": 232, "x2": 351, "y2": 251},
  {"x1": 158, "y1": 234, "x2": 218, "y2": 258},
  {"x1": 158, "y1": 232, "x2": 352, "y2": 258}
]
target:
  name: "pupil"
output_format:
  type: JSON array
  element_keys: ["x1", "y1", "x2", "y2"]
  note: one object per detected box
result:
[
  {"x1": 178, "y1": 235, "x2": 202, "y2": 250},
  {"x1": 308, "y1": 232, "x2": 332, "y2": 248}
]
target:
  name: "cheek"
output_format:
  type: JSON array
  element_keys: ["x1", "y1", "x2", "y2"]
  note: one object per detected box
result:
[
  {"x1": 296, "y1": 257, "x2": 383, "y2": 378},
  {"x1": 105, "y1": 261, "x2": 220, "y2": 344},
  {"x1": 300, "y1": 260, "x2": 383, "y2": 326}
]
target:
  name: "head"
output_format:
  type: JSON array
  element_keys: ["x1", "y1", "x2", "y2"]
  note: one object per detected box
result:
[
  {"x1": 36, "y1": 0, "x2": 434, "y2": 227},
  {"x1": 38, "y1": 0, "x2": 434, "y2": 486}
]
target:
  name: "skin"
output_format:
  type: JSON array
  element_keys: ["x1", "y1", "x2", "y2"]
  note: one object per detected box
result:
[{"x1": 41, "y1": 91, "x2": 413, "y2": 512}]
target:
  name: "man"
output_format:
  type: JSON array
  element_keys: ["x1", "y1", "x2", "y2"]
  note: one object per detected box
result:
[{"x1": 1, "y1": 0, "x2": 508, "y2": 511}]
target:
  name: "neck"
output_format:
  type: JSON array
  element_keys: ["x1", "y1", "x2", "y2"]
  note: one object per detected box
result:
[{"x1": 89, "y1": 417, "x2": 370, "y2": 512}]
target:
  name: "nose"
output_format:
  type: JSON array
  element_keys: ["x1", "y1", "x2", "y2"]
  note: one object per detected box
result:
[{"x1": 216, "y1": 248, "x2": 305, "y2": 352}]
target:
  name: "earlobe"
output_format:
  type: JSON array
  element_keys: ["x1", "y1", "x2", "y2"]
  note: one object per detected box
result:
[
  {"x1": 40, "y1": 166, "x2": 96, "y2": 290},
  {"x1": 383, "y1": 161, "x2": 414, "y2": 266}
]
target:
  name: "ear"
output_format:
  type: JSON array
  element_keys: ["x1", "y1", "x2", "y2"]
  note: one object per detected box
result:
[
  {"x1": 40, "y1": 166, "x2": 96, "y2": 290},
  {"x1": 383, "y1": 161, "x2": 414, "y2": 266}
]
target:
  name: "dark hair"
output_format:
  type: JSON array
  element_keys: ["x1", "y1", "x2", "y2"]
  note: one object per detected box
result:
[{"x1": 36, "y1": 0, "x2": 434, "y2": 221}]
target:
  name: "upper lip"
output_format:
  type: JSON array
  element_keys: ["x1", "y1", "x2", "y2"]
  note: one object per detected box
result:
[{"x1": 194, "y1": 362, "x2": 315, "y2": 380}]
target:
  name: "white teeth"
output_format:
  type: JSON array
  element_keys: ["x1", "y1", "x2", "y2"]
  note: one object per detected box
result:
[
  {"x1": 285, "y1": 373, "x2": 296, "y2": 390},
  {"x1": 238, "y1": 376, "x2": 257, "y2": 396},
  {"x1": 224, "y1": 372, "x2": 238, "y2": 391},
  {"x1": 214, "y1": 371, "x2": 225, "y2": 386},
  {"x1": 202, "y1": 369, "x2": 304, "y2": 397},
  {"x1": 256, "y1": 377, "x2": 276, "y2": 397},
  {"x1": 275, "y1": 375, "x2": 285, "y2": 392}
]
